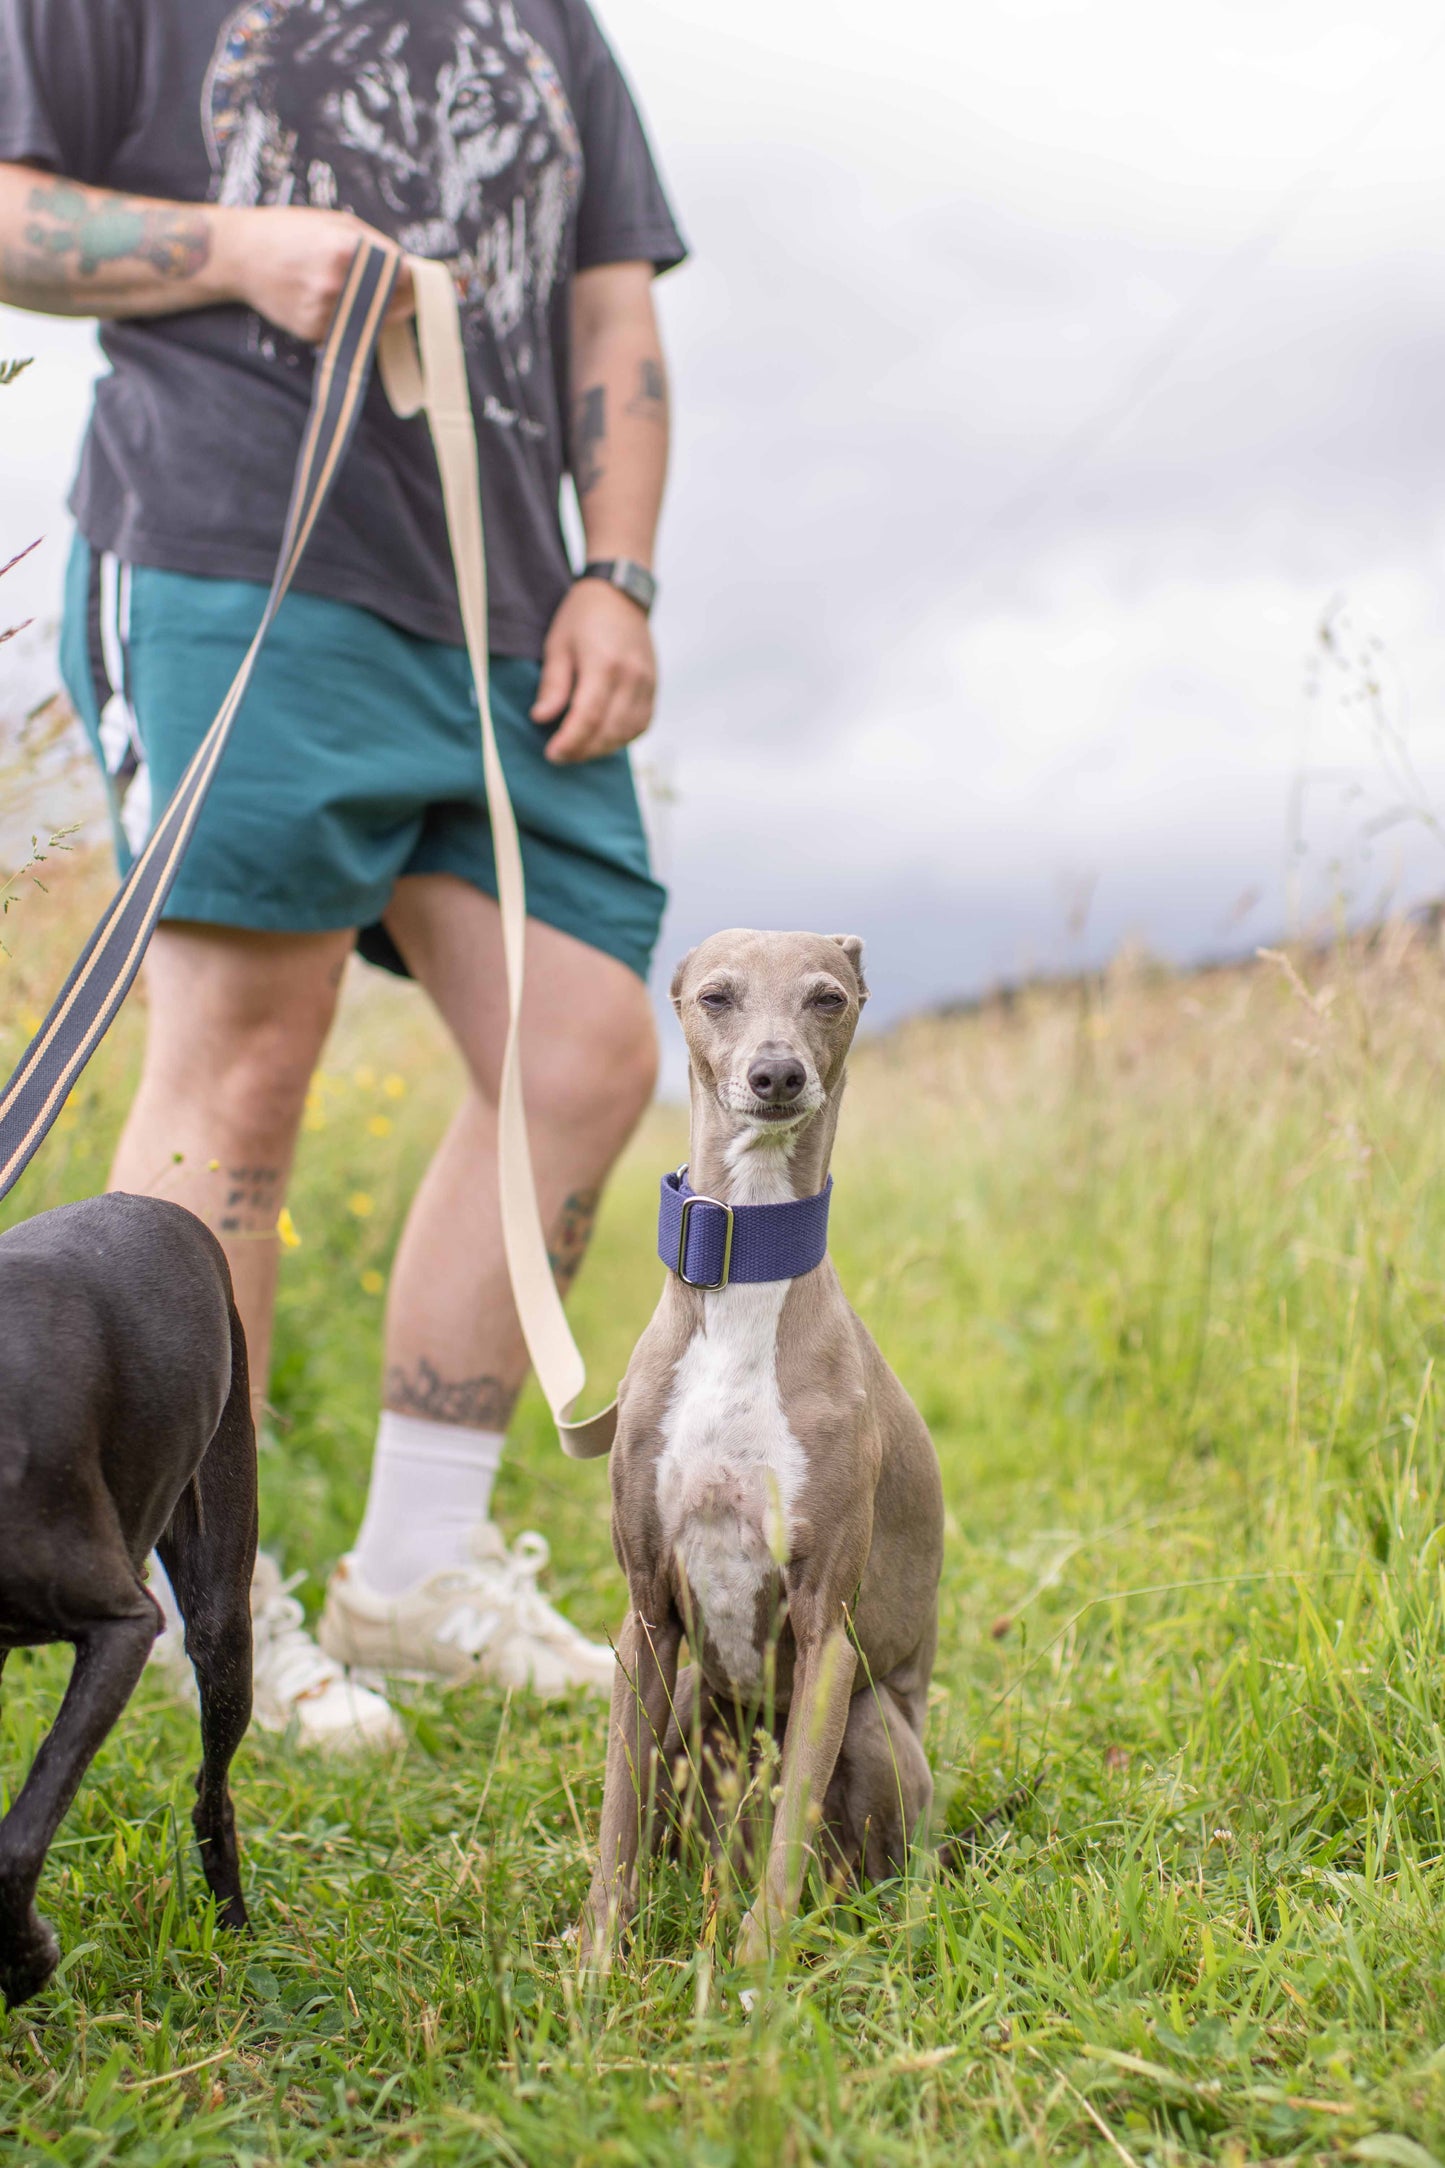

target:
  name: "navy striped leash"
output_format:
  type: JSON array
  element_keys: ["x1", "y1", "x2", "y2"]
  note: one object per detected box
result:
[{"x1": 0, "y1": 240, "x2": 400, "y2": 1203}]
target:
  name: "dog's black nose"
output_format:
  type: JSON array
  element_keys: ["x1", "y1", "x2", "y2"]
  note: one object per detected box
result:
[{"x1": 748, "y1": 1050, "x2": 807, "y2": 1103}]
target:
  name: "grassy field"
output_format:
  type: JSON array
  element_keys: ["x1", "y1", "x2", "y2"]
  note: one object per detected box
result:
[{"x1": 5, "y1": 847, "x2": 1445, "y2": 2165}]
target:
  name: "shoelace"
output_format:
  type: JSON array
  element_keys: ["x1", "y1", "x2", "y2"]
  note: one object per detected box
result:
[
  {"x1": 503, "y1": 1532, "x2": 577, "y2": 1639},
  {"x1": 430, "y1": 1530, "x2": 578, "y2": 1657},
  {"x1": 252, "y1": 1572, "x2": 346, "y2": 1704}
]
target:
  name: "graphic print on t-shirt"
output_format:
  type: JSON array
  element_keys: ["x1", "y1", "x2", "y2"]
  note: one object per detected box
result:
[{"x1": 202, "y1": 0, "x2": 583, "y2": 432}]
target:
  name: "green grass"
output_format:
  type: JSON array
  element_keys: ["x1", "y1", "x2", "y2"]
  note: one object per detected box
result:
[{"x1": 5, "y1": 862, "x2": 1445, "y2": 2163}]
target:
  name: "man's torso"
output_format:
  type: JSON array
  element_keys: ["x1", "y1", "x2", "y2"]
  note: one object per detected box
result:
[{"x1": 0, "y1": 0, "x2": 682, "y2": 651}]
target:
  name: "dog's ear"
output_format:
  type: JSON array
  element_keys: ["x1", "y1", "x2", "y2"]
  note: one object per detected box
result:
[
  {"x1": 669, "y1": 947, "x2": 698, "y2": 1013},
  {"x1": 829, "y1": 934, "x2": 868, "y2": 1006}
]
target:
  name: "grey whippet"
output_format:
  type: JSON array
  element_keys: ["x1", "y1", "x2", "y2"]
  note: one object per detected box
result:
[{"x1": 580, "y1": 928, "x2": 943, "y2": 1966}]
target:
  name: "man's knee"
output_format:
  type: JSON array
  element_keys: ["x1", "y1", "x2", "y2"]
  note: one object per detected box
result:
[
  {"x1": 210, "y1": 1027, "x2": 320, "y2": 1148},
  {"x1": 530, "y1": 991, "x2": 659, "y2": 1140},
  {"x1": 145, "y1": 1014, "x2": 319, "y2": 1152},
  {"x1": 138, "y1": 932, "x2": 346, "y2": 1147}
]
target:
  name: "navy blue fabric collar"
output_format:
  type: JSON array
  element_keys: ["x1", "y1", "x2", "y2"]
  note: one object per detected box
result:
[{"x1": 658, "y1": 1165, "x2": 832, "y2": 1290}]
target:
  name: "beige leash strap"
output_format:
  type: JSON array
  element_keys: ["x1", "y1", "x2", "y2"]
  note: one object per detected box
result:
[{"x1": 379, "y1": 258, "x2": 617, "y2": 1460}]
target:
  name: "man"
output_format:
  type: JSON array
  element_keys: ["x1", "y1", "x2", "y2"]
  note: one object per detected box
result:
[{"x1": 0, "y1": 0, "x2": 684, "y2": 1747}]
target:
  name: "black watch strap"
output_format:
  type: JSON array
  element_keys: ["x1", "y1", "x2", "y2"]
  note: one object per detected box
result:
[{"x1": 579, "y1": 557, "x2": 657, "y2": 616}]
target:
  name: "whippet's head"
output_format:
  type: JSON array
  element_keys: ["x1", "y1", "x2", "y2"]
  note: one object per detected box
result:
[{"x1": 671, "y1": 931, "x2": 868, "y2": 1178}]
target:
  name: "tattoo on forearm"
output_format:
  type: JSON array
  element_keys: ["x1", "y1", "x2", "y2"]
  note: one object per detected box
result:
[
  {"x1": 624, "y1": 358, "x2": 667, "y2": 423},
  {"x1": 220, "y1": 1164, "x2": 284, "y2": 1236},
  {"x1": 384, "y1": 1357, "x2": 519, "y2": 1430},
  {"x1": 548, "y1": 1186, "x2": 600, "y2": 1295},
  {"x1": 572, "y1": 384, "x2": 606, "y2": 496},
  {"x1": 5, "y1": 181, "x2": 209, "y2": 298}
]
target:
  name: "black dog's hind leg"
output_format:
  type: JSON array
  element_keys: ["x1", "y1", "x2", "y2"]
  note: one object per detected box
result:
[
  {"x1": 0, "y1": 1606, "x2": 159, "y2": 2007},
  {"x1": 156, "y1": 1303, "x2": 257, "y2": 1933}
]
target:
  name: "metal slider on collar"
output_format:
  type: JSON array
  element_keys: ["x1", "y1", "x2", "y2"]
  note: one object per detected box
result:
[{"x1": 675, "y1": 1189, "x2": 735, "y2": 1290}]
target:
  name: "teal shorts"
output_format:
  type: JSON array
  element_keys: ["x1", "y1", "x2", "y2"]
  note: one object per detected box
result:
[{"x1": 60, "y1": 538, "x2": 666, "y2": 981}]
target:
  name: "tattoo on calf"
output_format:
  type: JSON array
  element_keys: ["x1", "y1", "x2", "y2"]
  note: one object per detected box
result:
[
  {"x1": 220, "y1": 1165, "x2": 284, "y2": 1236},
  {"x1": 549, "y1": 1186, "x2": 600, "y2": 1295},
  {"x1": 385, "y1": 1358, "x2": 519, "y2": 1430},
  {"x1": 572, "y1": 385, "x2": 606, "y2": 497},
  {"x1": 624, "y1": 358, "x2": 667, "y2": 422},
  {"x1": 11, "y1": 183, "x2": 210, "y2": 293}
]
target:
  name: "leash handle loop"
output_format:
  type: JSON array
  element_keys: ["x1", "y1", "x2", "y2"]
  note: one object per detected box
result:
[{"x1": 379, "y1": 261, "x2": 617, "y2": 1459}]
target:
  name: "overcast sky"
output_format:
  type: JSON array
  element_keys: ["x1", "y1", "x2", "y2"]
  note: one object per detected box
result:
[{"x1": 6, "y1": 0, "x2": 1445, "y2": 1038}]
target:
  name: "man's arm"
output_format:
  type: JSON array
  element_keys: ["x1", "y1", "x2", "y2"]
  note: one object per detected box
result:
[
  {"x1": 531, "y1": 261, "x2": 669, "y2": 766},
  {"x1": 0, "y1": 163, "x2": 411, "y2": 340}
]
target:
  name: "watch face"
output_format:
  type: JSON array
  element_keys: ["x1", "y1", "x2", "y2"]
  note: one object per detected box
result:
[
  {"x1": 615, "y1": 560, "x2": 656, "y2": 612},
  {"x1": 582, "y1": 559, "x2": 656, "y2": 612}
]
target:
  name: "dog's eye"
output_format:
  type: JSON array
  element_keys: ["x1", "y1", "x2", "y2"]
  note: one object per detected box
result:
[
  {"x1": 811, "y1": 988, "x2": 847, "y2": 1013},
  {"x1": 698, "y1": 988, "x2": 732, "y2": 1013}
]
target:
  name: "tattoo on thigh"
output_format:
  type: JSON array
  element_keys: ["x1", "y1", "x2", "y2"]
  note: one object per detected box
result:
[
  {"x1": 571, "y1": 385, "x2": 606, "y2": 497},
  {"x1": 384, "y1": 1358, "x2": 519, "y2": 1429},
  {"x1": 8, "y1": 182, "x2": 210, "y2": 298},
  {"x1": 549, "y1": 1186, "x2": 600, "y2": 1295},
  {"x1": 624, "y1": 358, "x2": 667, "y2": 423},
  {"x1": 220, "y1": 1165, "x2": 284, "y2": 1236}
]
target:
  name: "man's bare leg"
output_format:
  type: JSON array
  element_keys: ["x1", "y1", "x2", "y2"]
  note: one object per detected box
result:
[
  {"x1": 381, "y1": 874, "x2": 657, "y2": 1421},
  {"x1": 108, "y1": 922, "x2": 356, "y2": 1421},
  {"x1": 108, "y1": 920, "x2": 401, "y2": 1747},
  {"x1": 324, "y1": 875, "x2": 657, "y2": 1688}
]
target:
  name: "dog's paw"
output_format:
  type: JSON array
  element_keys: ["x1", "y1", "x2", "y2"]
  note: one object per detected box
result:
[
  {"x1": 574, "y1": 1900, "x2": 630, "y2": 1976},
  {"x1": 0, "y1": 1911, "x2": 61, "y2": 2010},
  {"x1": 573, "y1": 1915, "x2": 608, "y2": 1974},
  {"x1": 733, "y1": 1905, "x2": 772, "y2": 1971}
]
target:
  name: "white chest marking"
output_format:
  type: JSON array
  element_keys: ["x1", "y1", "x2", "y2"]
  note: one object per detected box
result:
[{"x1": 655, "y1": 1142, "x2": 807, "y2": 1689}]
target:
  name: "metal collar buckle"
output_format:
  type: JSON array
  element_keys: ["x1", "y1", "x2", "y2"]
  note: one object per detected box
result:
[{"x1": 676, "y1": 1191, "x2": 734, "y2": 1290}]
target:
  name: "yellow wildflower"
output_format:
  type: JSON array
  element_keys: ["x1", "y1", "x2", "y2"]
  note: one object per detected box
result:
[
  {"x1": 367, "y1": 1114, "x2": 392, "y2": 1138},
  {"x1": 276, "y1": 1207, "x2": 302, "y2": 1249},
  {"x1": 382, "y1": 1073, "x2": 406, "y2": 1099},
  {"x1": 360, "y1": 1269, "x2": 385, "y2": 1296},
  {"x1": 348, "y1": 1191, "x2": 375, "y2": 1219}
]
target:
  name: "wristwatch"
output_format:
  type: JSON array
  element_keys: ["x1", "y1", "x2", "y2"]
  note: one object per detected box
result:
[{"x1": 578, "y1": 558, "x2": 657, "y2": 616}]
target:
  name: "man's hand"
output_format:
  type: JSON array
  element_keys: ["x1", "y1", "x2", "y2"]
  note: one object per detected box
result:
[
  {"x1": 0, "y1": 165, "x2": 414, "y2": 341},
  {"x1": 531, "y1": 580, "x2": 657, "y2": 765},
  {"x1": 214, "y1": 206, "x2": 414, "y2": 344}
]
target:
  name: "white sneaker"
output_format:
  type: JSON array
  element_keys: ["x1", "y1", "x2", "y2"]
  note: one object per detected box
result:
[
  {"x1": 319, "y1": 1524, "x2": 617, "y2": 1699},
  {"x1": 250, "y1": 1553, "x2": 404, "y2": 1752}
]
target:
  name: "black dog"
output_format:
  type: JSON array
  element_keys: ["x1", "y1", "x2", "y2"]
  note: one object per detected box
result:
[{"x1": 0, "y1": 1194, "x2": 257, "y2": 2007}]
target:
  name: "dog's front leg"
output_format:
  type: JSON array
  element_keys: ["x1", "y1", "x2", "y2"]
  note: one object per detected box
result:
[
  {"x1": 0, "y1": 1608, "x2": 158, "y2": 2008},
  {"x1": 736, "y1": 1620, "x2": 856, "y2": 1969},
  {"x1": 578, "y1": 1605, "x2": 681, "y2": 1970}
]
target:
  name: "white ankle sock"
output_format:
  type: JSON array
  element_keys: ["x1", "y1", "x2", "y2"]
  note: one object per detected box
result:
[{"x1": 352, "y1": 1410, "x2": 505, "y2": 1598}]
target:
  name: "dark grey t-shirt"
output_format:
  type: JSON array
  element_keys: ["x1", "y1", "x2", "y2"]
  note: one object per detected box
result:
[{"x1": 0, "y1": 0, "x2": 685, "y2": 654}]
